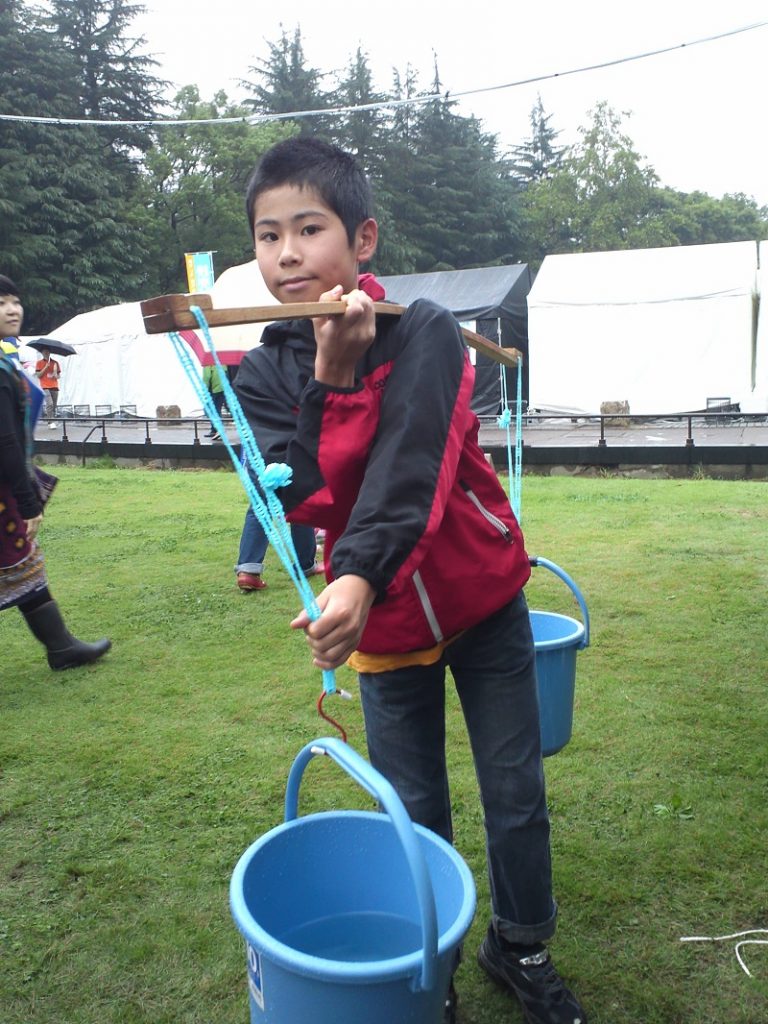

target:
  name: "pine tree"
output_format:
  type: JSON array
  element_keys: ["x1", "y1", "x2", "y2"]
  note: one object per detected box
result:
[
  {"x1": 241, "y1": 26, "x2": 331, "y2": 136},
  {"x1": 330, "y1": 47, "x2": 388, "y2": 176},
  {"x1": 43, "y1": 0, "x2": 165, "y2": 153},
  {"x1": 509, "y1": 95, "x2": 566, "y2": 185},
  {"x1": 379, "y1": 61, "x2": 520, "y2": 272},
  {"x1": 0, "y1": 1, "x2": 163, "y2": 330},
  {"x1": 370, "y1": 65, "x2": 426, "y2": 274},
  {"x1": 142, "y1": 87, "x2": 292, "y2": 293}
]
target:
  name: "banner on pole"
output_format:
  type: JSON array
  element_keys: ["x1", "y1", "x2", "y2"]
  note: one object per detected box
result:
[{"x1": 184, "y1": 251, "x2": 215, "y2": 292}]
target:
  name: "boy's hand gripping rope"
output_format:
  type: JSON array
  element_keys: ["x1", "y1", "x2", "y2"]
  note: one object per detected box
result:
[{"x1": 168, "y1": 306, "x2": 351, "y2": 737}]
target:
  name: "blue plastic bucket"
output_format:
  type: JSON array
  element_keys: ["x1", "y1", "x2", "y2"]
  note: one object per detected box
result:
[
  {"x1": 529, "y1": 557, "x2": 590, "y2": 757},
  {"x1": 230, "y1": 737, "x2": 476, "y2": 1023}
]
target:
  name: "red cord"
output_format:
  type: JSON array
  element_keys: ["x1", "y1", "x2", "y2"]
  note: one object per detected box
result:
[{"x1": 317, "y1": 689, "x2": 348, "y2": 743}]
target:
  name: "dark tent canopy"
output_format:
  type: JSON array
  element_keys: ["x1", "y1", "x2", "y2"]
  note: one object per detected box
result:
[{"x1": 378, "y1": 265, "x2": 533, "y2": 414}]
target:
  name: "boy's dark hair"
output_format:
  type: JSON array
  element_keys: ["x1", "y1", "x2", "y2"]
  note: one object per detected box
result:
[
  {"x1": 245, "y1": 137, "x2": 373, "y2": 246},
  {"x1": 0, "y1": 274, "x2": 20, "y2": 298}
]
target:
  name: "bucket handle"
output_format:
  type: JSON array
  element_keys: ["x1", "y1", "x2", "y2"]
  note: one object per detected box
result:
[
  {"x1": 529, "y1": 556, "x2": 590, "y2": 649},
  {"x1": 284, "y1": 737, "x2": 438, "y2": 993}
]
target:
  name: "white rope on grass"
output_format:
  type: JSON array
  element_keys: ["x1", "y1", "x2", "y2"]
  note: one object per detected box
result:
[{"x1": 680, "y1": 929, "x2": 768, "y2": 978}]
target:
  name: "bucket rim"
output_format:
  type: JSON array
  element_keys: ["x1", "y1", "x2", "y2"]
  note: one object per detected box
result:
[
  {"x1": 529, "y1": 609, "x2": 586, "y2": 651},
  {"x1": 230, "y1": 811, "x2": 476, "y2": 985}
]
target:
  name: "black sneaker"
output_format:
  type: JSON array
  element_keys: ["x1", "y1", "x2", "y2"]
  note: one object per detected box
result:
[
  {"x1": 477, "y1": 927, "x2": 586, "y2": 1024},
  {"x1": 443, "y1": 979, "x2": 457, "y2": 1024}
]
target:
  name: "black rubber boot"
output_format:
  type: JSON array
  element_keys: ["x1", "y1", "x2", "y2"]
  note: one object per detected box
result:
[{"x1": 21, "y1": 600, "x2": 111, "y2": 670}]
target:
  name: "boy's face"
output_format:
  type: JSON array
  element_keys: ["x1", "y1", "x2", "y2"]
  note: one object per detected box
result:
[
  {"x1": 252, "y1": 185, "x2": 377, "y2": 304},
  {"x1": 0, "y1": 293, "x2": 24, "y2": 337}
]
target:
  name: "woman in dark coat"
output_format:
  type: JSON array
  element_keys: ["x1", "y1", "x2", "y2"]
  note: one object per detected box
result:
[{"x1": 0, "y1": 274, "x2": 110, "y2": 669}]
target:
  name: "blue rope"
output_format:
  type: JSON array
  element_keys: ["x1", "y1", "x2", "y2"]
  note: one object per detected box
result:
[
  {"x1": 169, "y1": 307, "x2": 336, "y2": 694},
  {"x1": 496, "y1": 356, "x2": 523, "y2": 524},
  {"x1": 513, "y1": 357, "x2": 523, "y2": 524},
  {"x1": 497, "y1": 373, "x2": 515, "y2": 506}
]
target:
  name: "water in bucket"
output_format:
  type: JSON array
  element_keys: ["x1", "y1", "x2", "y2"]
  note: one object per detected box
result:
[{"x1": 281, "y1": 911, "x2": 423, "y2": 962}]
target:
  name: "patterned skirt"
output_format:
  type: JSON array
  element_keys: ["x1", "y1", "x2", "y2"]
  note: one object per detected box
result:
[
  {"x1": 0, "y1": 543, "x2": 47, "y2": 611},
  {"x1": 0, "y1": 485, "x2": 48, "y2": 610}
]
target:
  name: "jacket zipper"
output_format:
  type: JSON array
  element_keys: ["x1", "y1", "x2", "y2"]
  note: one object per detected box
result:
[
  {"x1": 463, "y1": 486, "x2": 513, "y2": 542},
  {"x1": 413, "y1": 570, "x2": 444, "y2": 643}
]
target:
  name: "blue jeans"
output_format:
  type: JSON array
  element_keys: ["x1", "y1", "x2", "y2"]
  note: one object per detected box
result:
[
  {"x1": 358, "y1": 593, "x2": 556, "y2": 944},
  {"x1": 235, "y1": 507, "x2": 317, "y2": 575},
  {"x1": 208, "y1": 390, "x2": 225, "y2": 431}
]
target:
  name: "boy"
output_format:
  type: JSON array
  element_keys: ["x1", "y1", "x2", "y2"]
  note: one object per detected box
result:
[{"x1": 234, "y1": 138, "x2": 586, "y2": 1024}]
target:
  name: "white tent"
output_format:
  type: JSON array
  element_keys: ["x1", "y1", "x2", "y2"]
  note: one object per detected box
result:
[
  {"x1": 38, "y1": 261, "x2": 274, "y2": 418},
  {"x1": 527, "y1": 240, "x2": 763, "y2": 415},
  {"x1": 39, "y1": 301, "x2": 202, "y2": 417}
]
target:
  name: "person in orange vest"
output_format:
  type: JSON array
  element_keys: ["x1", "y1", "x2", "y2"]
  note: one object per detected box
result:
[{"x1": 34, "y1": 348, "x2": 61, "y2": 427}]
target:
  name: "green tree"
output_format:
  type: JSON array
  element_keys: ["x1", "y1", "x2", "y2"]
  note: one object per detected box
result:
[
  {"x1": 655, "y1": 189, "x2": 768, "y2": 246},
  {"x1": 509, "y1": 95, "x2": 566, "y2": 185},
  {"x1": 565, "y1": 102, "x2": 673, "y2": 250},
  {"x1": 142, "y1": 88, "x2": 293, "y2": 293},
  {"x1": 330, "y1": 47, "x2": 388, "y2": 176},
  {"x1": 0, "y1": 1, "x2": 156, "y2": 330},
  {"x1": 378, "y1": 62, "x2": 520, "y2": 273},
  {"x1": 518, "y1": 102, "x2": 675, "y2": 261},
  {"x1": 241, "y1": 26, "x2": 331, "y2": 136},
  {"x1": 368, "y1": 64, "x2": 426, "y2": 275},
  {"x1": 43, "y1": 0, "x2": 165, "y2": 153},
  {"x1": 516, "y1": 102, "x2": 768, "y2": 265}
]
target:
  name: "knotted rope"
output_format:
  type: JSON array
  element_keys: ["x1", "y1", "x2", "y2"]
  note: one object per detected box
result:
[{"x1": 169, "y1": 306, "x2": 338, "y2": 699}]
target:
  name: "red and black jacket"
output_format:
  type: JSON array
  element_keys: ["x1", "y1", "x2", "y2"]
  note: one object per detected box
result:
[{"x1": 235, "y1": 298, "x2": 531, "y2": 655}]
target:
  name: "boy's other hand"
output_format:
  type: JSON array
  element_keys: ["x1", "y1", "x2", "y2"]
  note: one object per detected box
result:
[
  {"x1": 291, "y1": 573, "x2": 376, "y2": 670},
  {"x1": 313, "y1": 285, "x2": 376, "y2": 388}
]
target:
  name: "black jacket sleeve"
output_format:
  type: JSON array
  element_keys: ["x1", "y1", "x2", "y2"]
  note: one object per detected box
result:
[{"x1": 329, "y1": 300, "x2": 469, "y2": 592}]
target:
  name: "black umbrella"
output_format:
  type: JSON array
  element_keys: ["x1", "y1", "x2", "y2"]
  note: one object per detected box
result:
[{"x1": 27, "y1": 337, "x2": 77, "y2": 357}]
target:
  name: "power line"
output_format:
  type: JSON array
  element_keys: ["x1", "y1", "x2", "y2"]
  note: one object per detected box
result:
[{"x1": 1, "y1": 20, "x2": 766, "y2": 128}]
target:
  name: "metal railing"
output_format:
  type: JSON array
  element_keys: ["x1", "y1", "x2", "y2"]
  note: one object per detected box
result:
[
  {"x1": 43, "y1": 411, "x2": 768, "y2": 441},
  {"x1": 35, "y1": 411, "x2": 768, "y2": 469},
  {"x1": 477, "y1": 411, "x2": 768, "y2": 448}
]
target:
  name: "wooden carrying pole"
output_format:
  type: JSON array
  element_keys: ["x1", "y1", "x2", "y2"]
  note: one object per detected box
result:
[{"x1": 140, "y1": 292, "x2": 521, "y2": 368}]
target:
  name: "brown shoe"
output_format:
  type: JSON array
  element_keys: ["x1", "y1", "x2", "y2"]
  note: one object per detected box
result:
[{"x1": 237, "y1": 572, "x2": 266, "y2": 591}]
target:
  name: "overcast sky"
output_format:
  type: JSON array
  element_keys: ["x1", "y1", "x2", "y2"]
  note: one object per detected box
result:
[{"x1": 134, "y1": 1, "x2": 768, "y2": 206}]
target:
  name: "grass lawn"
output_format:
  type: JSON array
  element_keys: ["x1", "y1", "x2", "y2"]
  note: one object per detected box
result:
[{"x1": 1, "y1": 465, "x2": 767, "y2": 1023}]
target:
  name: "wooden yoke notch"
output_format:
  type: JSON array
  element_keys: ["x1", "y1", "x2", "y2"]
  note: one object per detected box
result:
[{"x1": 139, "y1": 293, "x2": 521, "y2": 368}]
